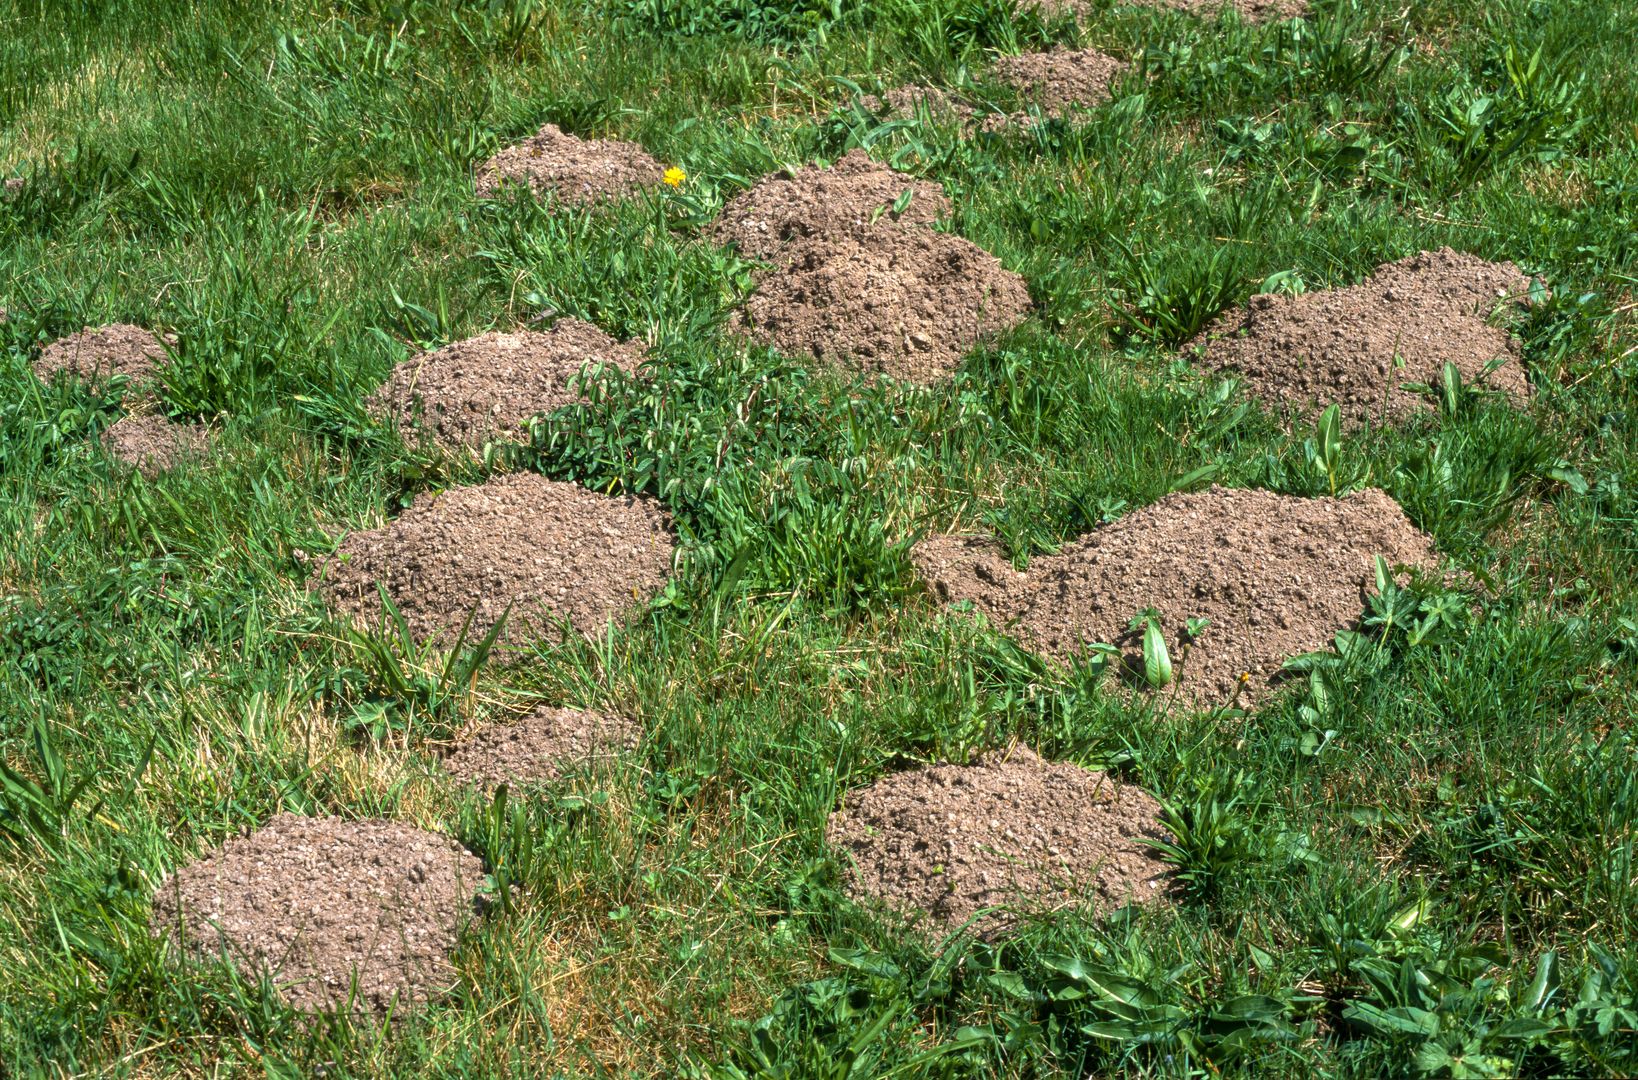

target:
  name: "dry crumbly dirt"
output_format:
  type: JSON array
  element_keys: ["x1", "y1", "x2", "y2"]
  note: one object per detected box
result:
[
  {"x1": 475, "y1": 123, "x2": 665, "y2": 205},
  {"x1": 861, "y1": 85, "x2": 978, "y2": 125},
  {"x1": 443, "y1": 705, "x2": 641, "y2": 790},
  {"x1": 912, "y1": 485, "x2": 1441, "y2": 707},
  {"x1": 1140, "y1": 0, "x2": 1309, "y2": 20},
  {"x1": 1189, "y1": 248, "x2": 1536, "y2": 428},
  {"x1": 314, "y1": 472, "x2": 676, "y2": 650},
  {"x1": 100, "y1": 414, "x2": 210, "y2": 478},
  {"x1": 711, "y1": 149, "x2": 953, "y2": 264},
  {"x1": 369, "y1": 321, "x2": 646, "y2": 452},
  {"x1": 1039, "y1": 0, "x2": 1306, "y2": 19},
  {"x1": 33, "y1": 323, "x2": 169, "y2": 387},
  {"x1": 989, "y1": 48, "x2": 1130, "y2": 116},
  {"x1": 150, "y1": 814, "x2": 485, "y2": 1016},
  {"x1": 827, "y1": 746, "x2": 1173, "y2": 936},
  {"x1": 738, "y1": 226, "x2": 1033, "y2": 384}
]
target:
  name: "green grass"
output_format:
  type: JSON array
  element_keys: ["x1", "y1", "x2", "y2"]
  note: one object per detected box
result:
[{"x1": 3, "y1": 0, "x2": 1637, "y2": 1074}]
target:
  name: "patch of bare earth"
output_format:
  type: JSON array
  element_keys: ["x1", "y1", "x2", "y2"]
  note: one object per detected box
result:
[
  {"x1": 990, "y1": 48, "x2": 1130, "y2": 116},
  {"x1": 862, "y1": 85, "x2": 978, "y2": 125},
  {"x1": 912, "y1": 485, "x2": 1440, "y2": 708},
  {"x1": 314, "y1": 472, "x2": 675, "y2": 650},
  {"x1": 444, "y1": 705, "x2": 641, "y2": 790},
  {"x1": 33, "y1": 323, "x2": 168, "y2": 388},
  {"x1": 475, "y1": 123, "x2": 664, "y2": 205},
  {"x1": 1189, "y1": 248, "x2": 1536, "y2": 428},
  {"x1": 369, "y1": 320, "x2": 646, "y2": 453},
  {"x1": 1136, "y1": 0, "x2": 1308, "y2": 20},
  {"x1": 101, "y1": 414, "x2": 210, "y2": 478},
  {"x1": 150, "y1": 814, "x2": 484, "y2": 1016},
  {"x1": 740, "y1": 229, "x2": 1033, "y2": 383},
  {"x1": 827, "y1": 746, "x2": 1173, "y2": 936},
  {"x1": 714, "y1": 150, "x2": 1030, "y2": 383},
  {"x1": 711, "y1": 149, "x2": 952, "y2": 263}
]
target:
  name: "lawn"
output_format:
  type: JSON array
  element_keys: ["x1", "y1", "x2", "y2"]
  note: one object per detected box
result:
[{"x1": 2, "y1": 0, "x2": 1636, "y2": 1075}]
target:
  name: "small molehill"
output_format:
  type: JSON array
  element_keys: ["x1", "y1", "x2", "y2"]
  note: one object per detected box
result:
[
  {"x1": 862, "y1": 85, "x2": 977, "y2": 125},
  {"x1": 444, "y1": 705, "x2": 640, "y2": 790},
  {"x1": 1189, "y1": 248, "x2": 1536, "y2": 428},
  {"x1": 913, "y1": 486, "x2": 1440, "y2": 707},
  {"x1": 151, "y1": 814, "x2": 484, "y2": 1015},
  {"x1": 1142, "y1": 0, "x2": 1309, "y2": 21},
  {"x1": 990, "y1": 48, "x2": 1130, "y2": 116},
  {"x1": 828, "y1": 746, "x2": 1172, "y2": 936},
  {"x1": 34, "y1": 324, "x2": 169, "y2": 388},
  {"x1": 314, "y1": 472, "x2": 675, "y2": 650},
  {"x1": 711, "y1": 149, "x2": 952, "y2": 264},
  {"x1": 475, "y1": 123, "x2": 664, "y2": 205},
  {"x1": 738, "y1": 227, "x2": 1032, "y2": 384},
  {"x1": 101, "y1": 414, "x2": 210, "y2": 478},
  {"x1": 369, "y1": 321, "x2": 646, "y2": 452}
]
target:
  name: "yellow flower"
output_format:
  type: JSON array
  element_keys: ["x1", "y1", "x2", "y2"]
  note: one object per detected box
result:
[{"x1": 663, "y1": 167, "x2": 686, "y2": 188}]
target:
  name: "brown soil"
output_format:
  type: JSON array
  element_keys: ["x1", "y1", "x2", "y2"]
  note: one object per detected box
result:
[
  {"x1": 1188, "y1": 248, "x2": 1536, "y2": 428},
  {"x1": 443, "y1": 705, "x2": 641, "y2": 790},
  {"x1": 475, "y1": 123, "x2": 664, "y2": 205},
  {"x1": 33, "y1": 324, "x2": 169, "y2": 388},
  {"x1": 100, "y1": 414, "x2": 210, "y2": 479},
  {"x1": 862, "y1": 85, "x2": 977, "y2": 125},
  {"x1": 738, "y1": 226, "x2": 1032, "y2": 384},
  {"x1": 912, "y1": 485, "x2": 1440, "y2": 707},
  {"x1": 369, "y1": 321, "x2": 646, "y2": 452},
  {"x1": 711, "y1": 149, "x2": 953, "y2": 264},
  {"x1": 827, "y1": 746, "x2": 1172, "y2": 936},
  {"x1": 1041, "y1": 0, "x2": 1305, "y2": 19},
  {"x1": 1148, "y1": 0, "x2": 1309, "y2": 21},
  {"x1": 989, "y1": 48, "x2": 1130, "y2": 116},
  {"x1": 150, "y1": 814, "x2": 484, "y2": 1016},
  {"x1": 314, "y1": 472, "x2": 675, "y2": 650}
]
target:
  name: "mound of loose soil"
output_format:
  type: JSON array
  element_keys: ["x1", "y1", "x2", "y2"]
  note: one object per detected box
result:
[
  {"x1": 443, "y1": 705, "x2": 640, "y2": 790},
  {"x1": 990, "y1": 48, "x2": 1130, "y2": 115},
  {"x1": 101, "y1": 414, "x2": 210, "y2": 478},
  {"x1": 369, "y1": 321, "x2": 646, "y2": 452},
  {"x1": 475, "y1": 123, "x2": 664, "y2": 205},
  {"x1": 33, "y1": 324, "x2": 168, "y2": 387},
  {"x1": 150, "y1": 814, "x2": 484, "y2": 1015},
  {"x1": 827, "y1": 746, "x2": 1172, "y2": 935},
  {"x1": 1189, "y1": 248, "x2": 1536, "y2": 428},
  {"x1": 315, "y1": 472, "x2": 675, "y2": 649},
  {"x1": 1144, "y1": 0, "x2": 1308, "y2": 21},
  {"x1": 738, "y1": 227, "x2": 1032, "y2": 383},
  {"x1": 862, "y1": 85, "x2": 978, "y2": 125},
  {"x1": 712, "y1": 149, "x2": 953, "y2": 264},
  {"x1": 913, "y1": 485, "x2": 1440, "y2": 707}
]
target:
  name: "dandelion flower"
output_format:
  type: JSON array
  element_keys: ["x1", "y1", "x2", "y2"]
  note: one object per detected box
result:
[{"x1": 663, "y1": 167, "x2": 686, "y2": 187}]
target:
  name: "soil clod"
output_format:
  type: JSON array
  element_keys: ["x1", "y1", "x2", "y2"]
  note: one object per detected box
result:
[
  {"x1": 990, "y1": 48, "x2": 1130, "y2": 116},
  {"x1": 101, "y1": 414, "x2": 210, "y2": 478},
  {"x1": 711, "y1": 149, "x2": 952, "y2": 263},
  {"x1": 913, "y1": 485, "x2": 1440, "y2": 706},
  {"x1": 150, "y1": 814, "x2": 484, "y2": 1015},
  {"x1": 369, "y1": 321, "x2": 646, "y2": 452},
  {"x1": 34, "y1": 324, "x2": 169, "y2": 388},
  {"x1": 475, "y1": 123, "x2": 665, "y2": 206},
  {"x1": 314, "y1": 472, "x2": 675, "y2": 649},
  {"x1": 1189, "y1": 248, "x2": 1536, "y2": 427},
  {"x1": 827, "y1": 746, "x2": 1173, "y2": 936},
  {"x1": 444, "y1": 705, "x2": 641, "y2": 790}
]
